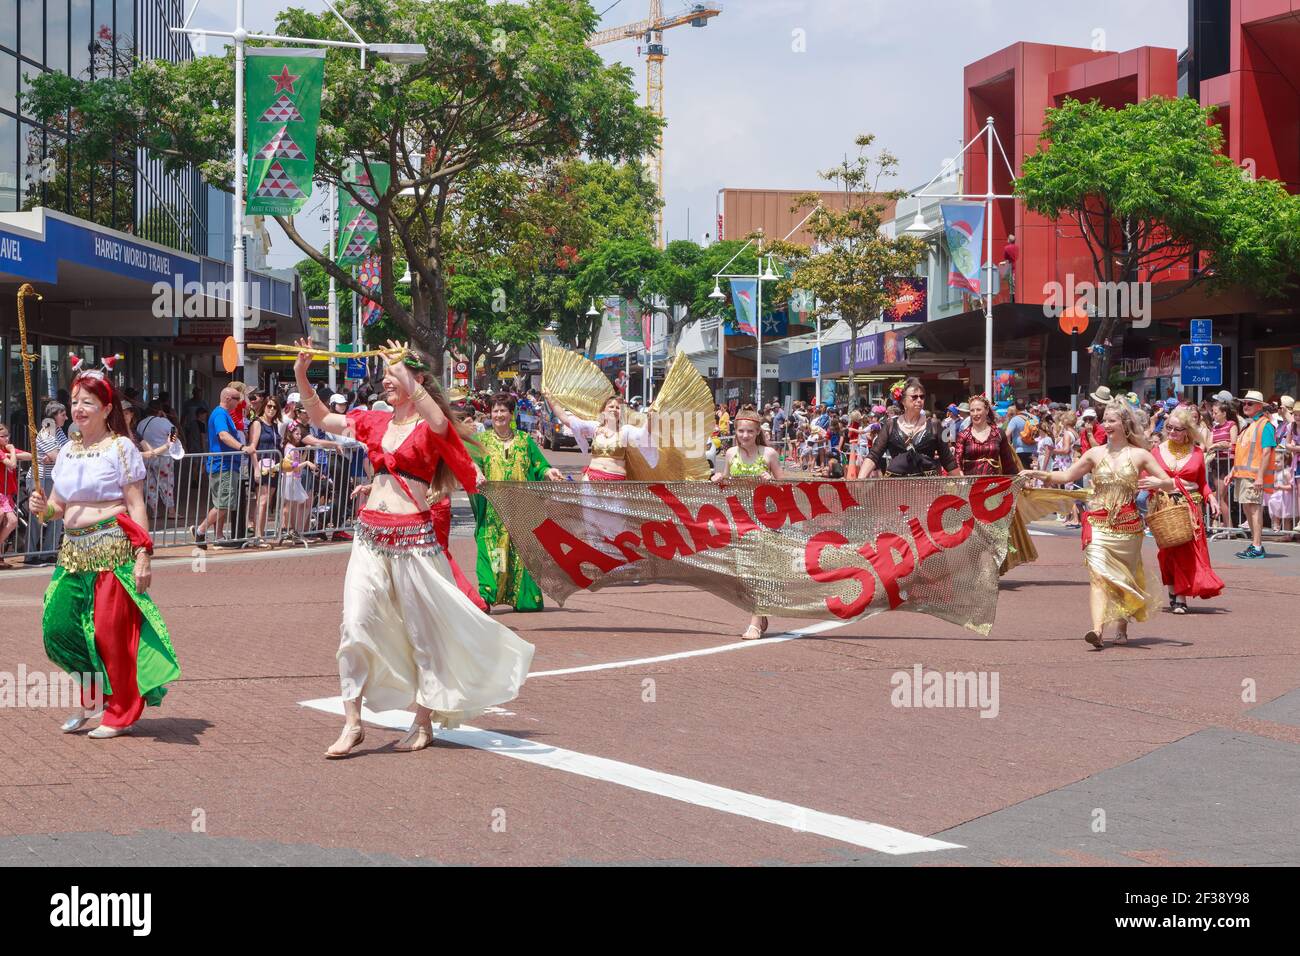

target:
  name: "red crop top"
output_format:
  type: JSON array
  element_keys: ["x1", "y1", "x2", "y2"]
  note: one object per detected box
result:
[{"x1": 347, "y1": 409, "x2": 478, "y2": 495}]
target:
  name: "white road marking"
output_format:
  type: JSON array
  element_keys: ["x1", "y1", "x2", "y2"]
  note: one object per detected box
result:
[
  {"x1": 528, "y1": 619, "x2": 847, "y2": 678},
  {"x1": 299, "y1": 697, "x2": 961, "y2": 855}
]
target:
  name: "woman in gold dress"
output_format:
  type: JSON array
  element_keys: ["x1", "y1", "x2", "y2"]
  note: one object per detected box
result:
[{"x1": 1024, "y1": 401, "x2": 1175, "y2": 650}]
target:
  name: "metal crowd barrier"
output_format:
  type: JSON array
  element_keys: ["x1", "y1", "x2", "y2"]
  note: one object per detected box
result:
[{"x1": 0, "y1": 443, "x2": 369, "y2": 565}]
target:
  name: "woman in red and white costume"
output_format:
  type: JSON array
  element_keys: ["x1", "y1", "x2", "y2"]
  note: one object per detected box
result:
[{"x1": 293, "y1": 340, "x2": 533, "y2": 758}]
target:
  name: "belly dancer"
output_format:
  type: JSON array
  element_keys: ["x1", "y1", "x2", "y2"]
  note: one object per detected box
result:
[
  {"x1": 294, "y1": 341, "x2": 534, "y2": 757},
  {"x1": 30, "y1": 357, "x2": 180, "y2": 738}
]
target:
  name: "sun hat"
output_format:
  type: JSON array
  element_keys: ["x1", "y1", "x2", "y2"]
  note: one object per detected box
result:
[
  {"x1": 1081, "y1": 407, "x2": 1097, "y2": 419},
  {"x1": 1239, "y1": 390, "x2": 1265, "y2": 404},
  {"x1": 1089, "y1": 386, "x2": 1114, "y2": 404}
]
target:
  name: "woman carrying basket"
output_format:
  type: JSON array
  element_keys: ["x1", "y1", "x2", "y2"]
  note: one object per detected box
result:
[{"x1": 1151, "y1": 407, "x2": 1224, "y2": 613}]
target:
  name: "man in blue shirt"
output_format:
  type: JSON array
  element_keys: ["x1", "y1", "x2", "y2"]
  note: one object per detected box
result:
[
  {"x1": 194, "y1": 387, "x2": 248, "y2": 548},
  {"x1": 1004, "y1": 403, "x2": 1036, "y2": 469}
]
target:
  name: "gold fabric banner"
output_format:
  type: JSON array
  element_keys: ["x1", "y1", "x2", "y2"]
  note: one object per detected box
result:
[{"x1": 480, "y1": 476, "x2": 1030, "y2": 635}]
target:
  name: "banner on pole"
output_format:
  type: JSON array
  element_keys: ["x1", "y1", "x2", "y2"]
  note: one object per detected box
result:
[
  {"x1": 245, "y1": 49, "x2": 325, "y2": 216},
  {"x1": 336, "y1": 159, "x2": 391, "y2": 265},
  {"x1": 883, "y1": 276, "x2": 928, "y2": 322},
  {"x1": 480, "y1": 476, "x2": 1024, "y2": 635},
  {"x1": 358, "y1": 252, "x2": 383, "y2": 327},
  {"x1": 940, "y1": 202, "x2": 985, "y2": 294},
  {"x1": 617, "y1": 298, "x2": 642, "y2": 345},
  {"x1": 728, "y1": 278, "x2": 757, "y2": 336}
]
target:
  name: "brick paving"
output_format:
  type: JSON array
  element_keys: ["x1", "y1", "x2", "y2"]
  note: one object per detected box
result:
[{"x1": 0, "y1": 492, "x2": 1296, "y2": 865}]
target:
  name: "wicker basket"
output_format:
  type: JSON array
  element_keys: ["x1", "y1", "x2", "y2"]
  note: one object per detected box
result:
[{"x1": 1147, "y1": 491, "x2": 1195, "y2": 549}]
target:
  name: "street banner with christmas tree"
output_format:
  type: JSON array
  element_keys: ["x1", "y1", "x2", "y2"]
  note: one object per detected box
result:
[
  {"x1": 337, "y1": 159, "x2": 392, "y2": 265},
  {"x1": 245, "y1": 49, "x2": 325, "y2": 216}
]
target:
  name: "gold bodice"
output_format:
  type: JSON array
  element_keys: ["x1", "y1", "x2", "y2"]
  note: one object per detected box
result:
[
  {"x1": 1089, "y1": 450, "x2": 1139, "y2": 513},
  {"x1": 591, "y1": 429, "x2": 626, "y2": 461}
]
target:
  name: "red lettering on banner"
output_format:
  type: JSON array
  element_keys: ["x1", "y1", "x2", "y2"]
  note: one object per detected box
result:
[
  {"x1": 857, "y1": 532, "x2": 914, "y2": 609},
  {"x1": 753, "y1": 484, "x2": 808, "y2": 530},
  {"x1": 648, "y1": 484, "x2": 732, "y2": 552},
  {"x1": 534, "y1": 519, "x2": 624, "y2": 587},
  {"x1": 905, "y1": 514, "x2": 942, "y2": 564},
  {"x1": 926, "y1": 494, "x2": 974, "y2": 549},
  {"x1": 796, "y1": 481, "x2": 860, "y2": 518},
  {"x1": 970, "y1": 476, "x2": 1015, "y2": 524},
  {"x1": 605, "y1": 531, "x2": 646, "y2": 563},
  {"x1": 725, "y1": 495, "x2": 761, "y2": 537},
  {"x1": 642, "y1": 521, "x2": 694, "y2": 560},
  {"x1": 803, "y1": 531, "x2": 877, "y2": 619}
]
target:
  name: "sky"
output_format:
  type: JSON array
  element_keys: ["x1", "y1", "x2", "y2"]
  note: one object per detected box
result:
[{"x1": 186, "y1": 0, "x2": 1191, "y2": 267}]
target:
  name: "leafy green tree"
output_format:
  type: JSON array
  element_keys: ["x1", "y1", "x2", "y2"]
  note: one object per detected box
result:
[
  {"x1": 770, "y1": 133, "x2": 926, "y2": 404},
  {"x1": 1017, "y1": 95, "x2": 1298, "y2": 389},
  {"x1": 24, "y1": 0, "x2": 659, "y2": 372}
]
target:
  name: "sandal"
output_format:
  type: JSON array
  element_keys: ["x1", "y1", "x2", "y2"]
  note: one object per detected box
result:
[
  {"x1": 394, "y1": 724, "x2": 434, "y2": 752},
  {"x1": 1084, "y1": 631, "x2": 1104, "y2": 650},
  {"x1": 759, "y1": 616, "x2": 769, "y2": 634},
  {"x1": 1172, "y1": 599, "x2": 1188, "y2": 615},
  {"x1": 324, "y1": 724, "x2": 365, "y2": 759},
  {"x1": 741, "y1": 624, "x2": 763, "y2": 641},
  {"x1": 1114, "y1": 625, "x2": 1129, "y2": 645}
]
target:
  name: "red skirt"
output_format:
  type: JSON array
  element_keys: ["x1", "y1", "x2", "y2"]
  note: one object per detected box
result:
[
  {"x1": 1156, "y1": 524, "x2": 1224, "y2": 600},
  {"x1": 583, "y1": 467, "x2": 626, "y2": 482},
  {"x1": 430, "y1": 499, "x2": 489, "y2": 613}
]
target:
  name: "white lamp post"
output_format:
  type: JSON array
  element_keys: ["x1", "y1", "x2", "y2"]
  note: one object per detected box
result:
[
  {"x1": 172, "y1": 2, "x2": 428, "y2": 380},
  {"x1": 905, "y1": 117, "x2": 1017, "y2": 400}
]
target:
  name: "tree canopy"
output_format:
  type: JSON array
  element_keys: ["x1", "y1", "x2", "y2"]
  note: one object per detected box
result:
[
  {"x1": 1016, "y1": 95, "x2": 1299, "y2": 388},
  {"x1": 24, "y1": 0, "x2": 660, "y2": 371}
]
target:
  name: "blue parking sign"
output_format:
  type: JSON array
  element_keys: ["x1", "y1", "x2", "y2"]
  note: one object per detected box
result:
[
  {"x1": 811, "y1": 348, "x2": 820, "y2": 377},
  {"x1": 1180, "y1": 344, "x2": 1221, "y2": 386},
  {"x1": 346, "y1": 357, "x2": 367, "y2": 381},
  {"x1": 1190, "y1": 319, "x2": 1212, "y2": 344}
]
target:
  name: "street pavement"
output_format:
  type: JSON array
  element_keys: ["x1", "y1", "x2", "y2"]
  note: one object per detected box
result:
[{"x1": 1, "y1": 455, "x2": 1297, "y2": 866}]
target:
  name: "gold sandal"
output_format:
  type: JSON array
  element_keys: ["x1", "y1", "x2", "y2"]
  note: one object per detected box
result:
[{"x1": 1084, "y1": 631, "x2": 1104, "y2": 650}]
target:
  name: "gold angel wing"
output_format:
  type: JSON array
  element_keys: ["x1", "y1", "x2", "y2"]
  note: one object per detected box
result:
[
  {"x1": 624, "y1": 349, "x2": 715, "y2": 482},
  {"x1": 540, "y1": 341, "x2": 615, "y2": 422}
]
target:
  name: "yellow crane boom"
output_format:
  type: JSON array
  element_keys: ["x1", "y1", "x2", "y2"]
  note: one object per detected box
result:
[{"x1": 587, "y1": 2, "x2": 723, "y2": 247}]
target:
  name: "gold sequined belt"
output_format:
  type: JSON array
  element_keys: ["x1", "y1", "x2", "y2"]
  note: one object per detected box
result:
[
  {"x1": 356, "y1": 510, "x2": 443, "y2": 558},
  {"x1": 58, "y1": 518, "x2": 133, "y2": 573}
]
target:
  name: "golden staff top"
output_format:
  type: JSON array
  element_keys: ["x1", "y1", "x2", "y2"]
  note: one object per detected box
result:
[
  {"x1": 16, "y1": 284, "x2": 42, "y2": 488},
  {"x1": 246, "y1": 343, "x2": 410, "y2": 361}
]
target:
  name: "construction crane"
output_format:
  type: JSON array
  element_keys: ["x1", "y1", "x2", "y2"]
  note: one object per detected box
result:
[{"x1": 588, "y1": 2, "x2": 723, "y2": 248}]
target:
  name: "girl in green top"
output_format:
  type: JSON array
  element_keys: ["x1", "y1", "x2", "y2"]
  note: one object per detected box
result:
[
  {"x1": 469, "y1": 394, "x2": 565, "y2": 611},
  {"x1": 711, "y1": 409, "x2": 784, "y2": 640}
]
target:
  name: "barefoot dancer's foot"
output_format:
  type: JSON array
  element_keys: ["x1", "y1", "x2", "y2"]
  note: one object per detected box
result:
[
  {"x1": 324, "y1": 724, "x2": 365, "y2": 759},
  {"x1": 394, "y1": 723, "x2": 434, "y2": 752}
]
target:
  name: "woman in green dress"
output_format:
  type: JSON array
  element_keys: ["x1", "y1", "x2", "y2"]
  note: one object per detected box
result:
[{"x1": 470, "y1": 393, "x2": 565, "y2": 611}]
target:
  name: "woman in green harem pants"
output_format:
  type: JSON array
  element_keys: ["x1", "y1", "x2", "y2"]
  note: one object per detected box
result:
[{"x1": 470, "y1": 394, "x2": 564, "y2": 611}]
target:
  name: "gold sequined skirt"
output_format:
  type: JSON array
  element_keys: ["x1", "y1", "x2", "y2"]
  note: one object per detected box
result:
[
  {"x1": 1084, "y1": 526, "x2": 1157, "y2": 625},
  {"x1": 58, "y1": 519, "x2": 134, "y2": 574}
]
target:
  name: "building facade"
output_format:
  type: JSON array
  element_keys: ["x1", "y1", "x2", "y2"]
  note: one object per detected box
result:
[{"x1": 1, "y1": 1, "x2": 301, "y2": 444}]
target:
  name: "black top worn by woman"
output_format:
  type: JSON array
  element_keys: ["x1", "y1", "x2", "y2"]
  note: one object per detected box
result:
[{"x1": 866, "y1": 416, "x2": 958, "y2": 476}]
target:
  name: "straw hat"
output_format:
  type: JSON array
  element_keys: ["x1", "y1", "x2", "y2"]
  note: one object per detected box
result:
[
  {"x1": 1239, "y1": 390, "x2": 1265, "y2": 404},
  {"x1": 1089, "y1": 386, "x2": 1114, "y2": 404}
]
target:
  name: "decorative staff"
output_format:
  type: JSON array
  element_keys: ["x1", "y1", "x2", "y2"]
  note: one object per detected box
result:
[
  {"x1": 246, "y1": 343, "x2": 408, "y2": 361},
  {"x1": 16, "y1": 283, "x2": 42, "y2": 489}
]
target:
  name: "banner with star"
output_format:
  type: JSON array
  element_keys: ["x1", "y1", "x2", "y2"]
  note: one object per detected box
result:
[
  {"x1": 245, "y1": 48, "x2": 325, "y2": 216},
  {"x1": 336, "y1": 159, "x2": 391, "y2": 265}
]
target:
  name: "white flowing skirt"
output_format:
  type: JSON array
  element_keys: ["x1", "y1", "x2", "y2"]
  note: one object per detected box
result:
[{"x1": 338, "y1": 539, "x2": 534, "y2": 725}]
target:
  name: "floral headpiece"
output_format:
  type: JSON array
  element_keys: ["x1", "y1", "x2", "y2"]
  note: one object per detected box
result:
[{"x1": 888, "y1": 378, "x2": 908, "y2": 403}]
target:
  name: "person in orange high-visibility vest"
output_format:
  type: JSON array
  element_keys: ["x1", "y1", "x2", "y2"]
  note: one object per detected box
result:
[{"x1": 1231, "y1": 390, "x2": 1278, "y2": 559}]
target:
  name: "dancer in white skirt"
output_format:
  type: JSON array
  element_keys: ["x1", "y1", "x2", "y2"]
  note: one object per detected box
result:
[{"x1": 293, "y1": 340, "x2": 534, "y2": 758}]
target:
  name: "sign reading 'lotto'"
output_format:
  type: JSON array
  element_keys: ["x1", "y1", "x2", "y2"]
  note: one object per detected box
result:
[{"x1": 480, "y1": 476, "x2": 1024, "y2": 635}]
